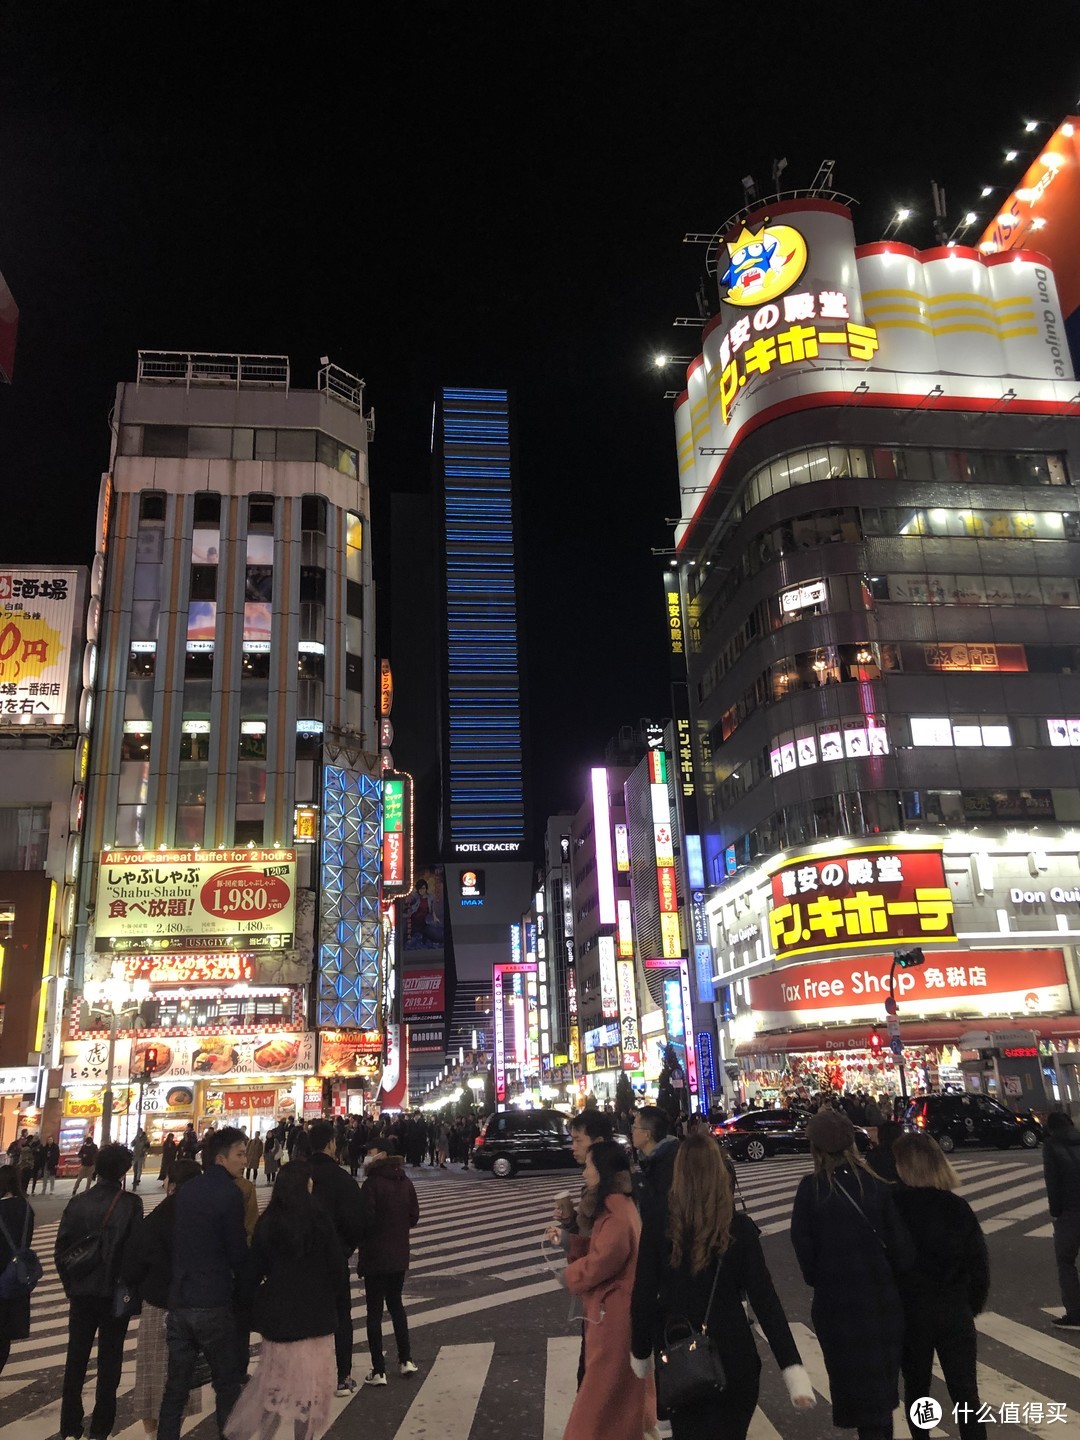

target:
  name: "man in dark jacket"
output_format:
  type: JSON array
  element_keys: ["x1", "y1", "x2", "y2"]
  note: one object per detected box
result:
[
  {"x1": 71, "y1": 1133, "x2": 99, "y2": 1195},
  {"x1": 56, "y1": 1142, "x2": 143, "y2": 1440},
  {"x1": 158, "y1": 1126, "x2": 249, "y2": 1440},
  {"x1": 358, "y1": 1136, "x2": 420, "y2": 1385},
  {"x1": 1043, "y1": 1110, "x2": 1080, "y2": 1326},
  {"x1": 309, "y1": 1119, "x2": 364, "y2": 1394},
  {"x1": 631, "y1": 1106, "x2": 678, "y2": 1232}
]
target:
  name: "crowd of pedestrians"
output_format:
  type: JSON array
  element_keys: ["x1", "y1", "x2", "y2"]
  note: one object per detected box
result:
[{"x1": 0, "y1": 1097, "x2": 1074, "y2": 1439}]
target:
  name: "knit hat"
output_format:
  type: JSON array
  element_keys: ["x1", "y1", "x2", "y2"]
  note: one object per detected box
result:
[{"x1": 806, "y1": 1108, "x2": 855, "y2": 1154}]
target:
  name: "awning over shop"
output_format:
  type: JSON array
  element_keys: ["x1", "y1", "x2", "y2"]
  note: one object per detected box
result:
[{"x1": 734, "y1": 1014, "x2": 1080, "y2": 1057}]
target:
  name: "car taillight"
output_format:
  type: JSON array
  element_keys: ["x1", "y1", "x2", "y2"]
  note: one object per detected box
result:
[
  {"x1": 474, "y1": 1135, "x2": 484, "y2": 1146},
  {"x1": 915, "y1": 1114, "x2": 926, "y2": 1128}
]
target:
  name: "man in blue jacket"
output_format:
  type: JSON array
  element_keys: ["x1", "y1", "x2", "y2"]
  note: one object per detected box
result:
[{"x1": 158, "y1": 1126, "x2": 249, "y2": 1440}]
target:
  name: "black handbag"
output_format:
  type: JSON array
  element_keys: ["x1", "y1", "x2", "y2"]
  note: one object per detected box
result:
[
  {"x1": 112, "y1": 1276, "x2": 142, "y2": 1319},
  {"x1": 656, "y1": 1257, "x2": 727, "y2": 1413}
]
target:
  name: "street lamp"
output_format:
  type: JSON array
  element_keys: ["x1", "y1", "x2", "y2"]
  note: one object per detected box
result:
[{"x1": 82, "y1": 962, "x2": 151, "y2": 1145}]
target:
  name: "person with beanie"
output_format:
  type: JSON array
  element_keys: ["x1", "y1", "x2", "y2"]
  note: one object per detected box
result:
[
  {"x1": 790, "y1": 1107, "x2": 914, "y2": 1440},
  {"x1": 632, "y1": 1130, "x2": 813, "y2": 1438}
]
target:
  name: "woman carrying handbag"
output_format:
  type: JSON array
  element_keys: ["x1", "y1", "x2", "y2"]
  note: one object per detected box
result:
[
  {"x1": 631, "y1": 1130, "x2": 814, "y2": 1439},
  {"x1": 790, "y1": 1107, "x2": 915, "y2": 1440}
]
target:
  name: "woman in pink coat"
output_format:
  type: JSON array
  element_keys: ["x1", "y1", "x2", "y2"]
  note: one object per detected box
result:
[{"x1": 562, "y1": 1141, "x2": 656, "y2": 1440}]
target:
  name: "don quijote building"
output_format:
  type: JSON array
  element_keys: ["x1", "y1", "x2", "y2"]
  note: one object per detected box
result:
[
  {"x1": 668, "y1": 184, "x2": 1080, "y2": 1116},
  {"x1": 67, "y1": 353, "x2": 392, "y2": 1167}
]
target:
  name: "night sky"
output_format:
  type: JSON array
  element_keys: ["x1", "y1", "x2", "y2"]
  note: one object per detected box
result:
[{"x1": 2, "y1": 6, "x2": 1080, "y2": 839}]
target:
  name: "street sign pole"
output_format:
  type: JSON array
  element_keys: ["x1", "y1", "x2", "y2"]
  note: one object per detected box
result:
[{"x1": 888, "y1": 958, "x2": 909, "y2": 1107}]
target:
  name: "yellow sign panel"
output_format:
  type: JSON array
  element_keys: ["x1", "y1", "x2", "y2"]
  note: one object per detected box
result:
[{"x1": 660, "y1": 912, "x2": 682, "y2": 959}]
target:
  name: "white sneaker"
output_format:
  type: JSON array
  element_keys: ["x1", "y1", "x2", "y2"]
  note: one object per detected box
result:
[
  {"x1": 400, "y1": 1360, "x2": 419, "y2": 1376},
  {"x1": 363, "y1": 1369, "x2": 387, "y2": 1387}
]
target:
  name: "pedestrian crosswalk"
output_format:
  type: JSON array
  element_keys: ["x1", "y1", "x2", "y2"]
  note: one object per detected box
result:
[{"x1": 0, "y1": 1153, "x2": 1074, "y2": 1439}]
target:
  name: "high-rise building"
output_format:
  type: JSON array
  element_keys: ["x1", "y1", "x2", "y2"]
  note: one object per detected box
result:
[
  {"x1": 671, "y1": 199, "x2": 1080, "y2": 1110},
  {"x1": 72, "y1": 351, "x2": 382, "y2": 1141},
  {"x1": 432, "y1": 387, "x2": 533, "y2": 1057}
]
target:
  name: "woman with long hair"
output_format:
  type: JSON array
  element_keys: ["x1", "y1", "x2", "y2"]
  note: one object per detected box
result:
[
  {"x1": 228, "y1": 1162, "x2": 346, "y2": 1440},
  {"x1": 631, "y1": 1130, "x2": 813, "y2": 1438},
  {"x1": 123, "y1": 1159, "x2": 203, "y2": 1435},
  {"x1": 891, "y1": 1133, "x2": 990, "y2": 1440},
  {"x1": 790, "y1": 1108, "x2": 915, "y2": 1440},
  {"x1": 560, "y1": 1140, "x2": 655, "y2": 1440}
]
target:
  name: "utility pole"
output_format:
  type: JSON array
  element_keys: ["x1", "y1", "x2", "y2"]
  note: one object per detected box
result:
[{"x1": 888, "y1": 947, "x2": 926, "y2": 1107}]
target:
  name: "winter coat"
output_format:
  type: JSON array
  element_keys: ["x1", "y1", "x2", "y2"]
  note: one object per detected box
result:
[
  {"x1": 310, "y1": 1150, "x2": 364, "y2": 1257},
  {"x1": 1043, "y1": 1126, "x2": 1080, "y2": 1216},
  {"x1": 890, "y1": 1186, "x2": 990, "y2": 1317},
  {"x1": 635, "y1": 1136, "x2": 678, "y2": 1236},
  {"x1": 866, "y1": 1146, "x2": 899, "y2": 1184},
  {"x1": 790, "y1": 1165, "x2": 914, "y2": 1429},
  {"x1": 243, "y1": 1208, "x2": 346, "y2": 1342},
  {"x1": 562, "y1": 1192, "x2": 653, "y2": 1440},
  {"x1": 357, "y1": 1155, "x2": 419, "y2": 1275},
  {"x1": 158, "y1": 1134, "x2": 177, "y2": 1179},
  {"x1": 0, "y1": 1192, "x2": 34, "y2": 1340},
  {"x1": 245, "y1": 1137, "x2": 264, "y2": 1167},
  {"x1": 121, "y1": 1191, "x2": 178, "y2": 1309},
  {"x1": 55, "y1": 1181, "x2": 143, "y2": 1300},
  {"x1": 631, "y1": 1209, "x2": 800, "y2": 1382},
  {"x1": 76, "y1": 1140, "x2": 98, "y2": 1170}
]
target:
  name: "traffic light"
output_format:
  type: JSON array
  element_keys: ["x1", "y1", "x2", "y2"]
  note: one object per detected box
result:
[
  {"x1": 142, "y1": 1046, "x2": 159, "y2": 1076},
  {"x1": 868, "y1": 1031, "x2": 883, "y2": 1056},
  {"x1": 894, "y1": 947, "x2": 925, "y2": 969}
]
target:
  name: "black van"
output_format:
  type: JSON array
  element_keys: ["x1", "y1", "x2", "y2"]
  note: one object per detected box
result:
[
  {"x1": 905, "y1": 1093, "x2": 1042, "y2": 1153},
  {"x1": 472, "y1": 1109, "x2": 576, "y2": 1178}
]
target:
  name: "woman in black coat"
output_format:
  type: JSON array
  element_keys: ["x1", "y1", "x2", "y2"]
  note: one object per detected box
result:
[
  {"x1": 891, "y1": 1134, "x2": 990, "y2": 1440},
  {"x1": 631, "y1": 1130, "x2": 814, "y2": 1438},
  {"x1": 0, "y1": 1164, "x2": 33, "y2": 1374},
  {"x1": 228, "y1": 1163, "x2": 346, "y2": 1440},
  {"x1": 790, "y1": 1108, "x2": 914, "y2": 1440}
]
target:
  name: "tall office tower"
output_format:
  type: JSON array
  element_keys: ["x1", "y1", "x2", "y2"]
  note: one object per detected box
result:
[
  {"x1": 72, "y1": 352, "x2": 381, "y2": 1143},
  {"x1": 433, "y1": 387, "x2": 533, "y2": 1057},
  {"x1": 670, "y1": 198, "x2": 1080, "y2": 1109}
]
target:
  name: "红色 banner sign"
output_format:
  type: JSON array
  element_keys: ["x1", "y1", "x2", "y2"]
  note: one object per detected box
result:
[{"x1": 95, "y1": 849, "x2": 297, "y2": 951}]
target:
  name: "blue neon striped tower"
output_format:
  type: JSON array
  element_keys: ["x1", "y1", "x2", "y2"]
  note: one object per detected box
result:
[{"x1": 438, "y1": 387, "x2": 527, "y2": 854}]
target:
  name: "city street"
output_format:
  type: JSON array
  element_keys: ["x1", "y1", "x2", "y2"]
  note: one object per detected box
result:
[{"x1": 1, "y1": 1151, "x2": 1077, "y2": 1439}]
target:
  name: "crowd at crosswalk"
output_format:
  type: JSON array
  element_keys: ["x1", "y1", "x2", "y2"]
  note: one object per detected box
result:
[{"x1": 0, "y1": 1149, "x2": 1075, "y2": 1439}]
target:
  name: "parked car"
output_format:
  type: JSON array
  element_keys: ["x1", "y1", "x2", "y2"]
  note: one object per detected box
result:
[
  {"x1": 472, "y1": 1109, "x2": 577, "y2": 1178},
  {"x1": 904, "y1": 1093, "x2": 1042, "y2": 1153},
  {"x1": 713, "y1": 1108, "x2": 870, "y2": 1162}
]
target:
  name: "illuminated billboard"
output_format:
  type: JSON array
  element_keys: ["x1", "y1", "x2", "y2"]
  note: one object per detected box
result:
[
  {"x1": 767, "y1": 844, "x2": 955, "y2": 965},
  {"x1": 0, "y1": 569, "x2": 79, "y2": 726},
  {"x1": 978, "y1": 118, "x2": 1080, "y2": 321},
  {"x1": 381, "y1": 772, "x2": 413, "y2": 895},
  {"x1": 96, "y1": 849, "x2": 297, "y2": 952},
  {"x1": 591, "y1": 767, "x2": 617, "y2": 924}
]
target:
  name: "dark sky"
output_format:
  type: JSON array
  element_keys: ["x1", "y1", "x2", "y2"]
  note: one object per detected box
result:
[{"x1": 2, "y1": 6, "x2": 1080, "y2": 836}]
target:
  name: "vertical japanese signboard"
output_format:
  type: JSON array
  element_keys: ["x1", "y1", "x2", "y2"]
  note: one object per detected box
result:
[{"x1": 381, "y1": 772, "x2": 412, "y2": 895}]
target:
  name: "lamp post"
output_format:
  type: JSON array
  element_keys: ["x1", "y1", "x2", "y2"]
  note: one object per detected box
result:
[{"x1": 83, "y1": 963, "x2": 151, "y2": 1146}]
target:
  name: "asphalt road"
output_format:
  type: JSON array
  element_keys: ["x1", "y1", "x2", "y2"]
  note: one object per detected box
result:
[{"x1": 1, "y1": 1148, "x2": 1076, "y2": 1439}]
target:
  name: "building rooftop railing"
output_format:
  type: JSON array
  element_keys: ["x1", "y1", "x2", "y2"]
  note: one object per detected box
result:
[{"x1": 137, "y1": 351, "x2": 290, "y2": 391}]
